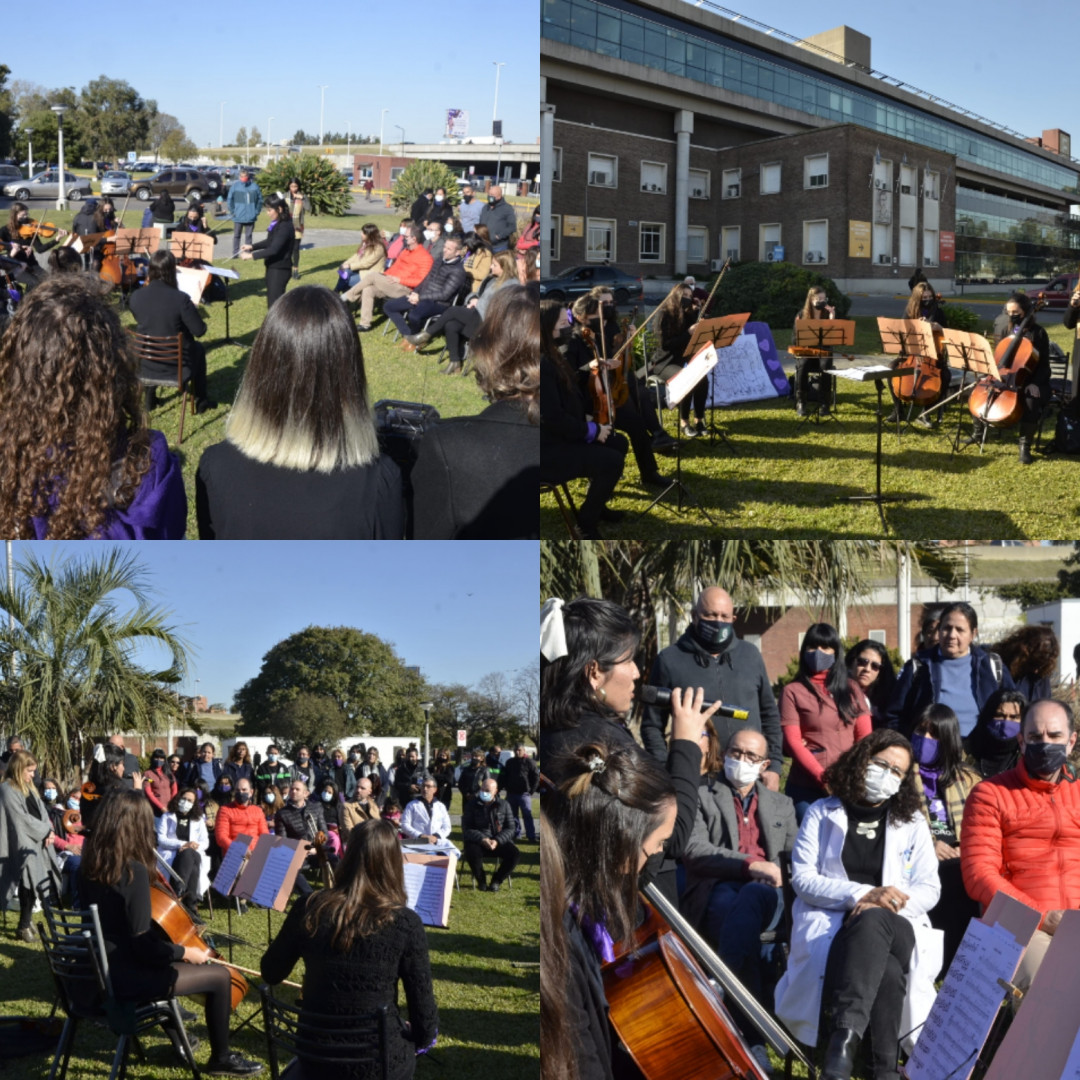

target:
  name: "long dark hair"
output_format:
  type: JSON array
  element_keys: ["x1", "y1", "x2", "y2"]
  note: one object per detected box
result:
[
  {"x1": 967, "y1": 688, "x2": 1028, "y2": 767},
  {"x1": 845, "y1": 639, "x2": 897, "y2": 714},
  {"x1": 226, "y1": 284, "x2": 378, "y2": 471},
  {"x1": 265, "y1": 193, "x2": 291, "y2": 221},
  {"x1": 541, "y1": 298, "x2": 576, "y2": 395},
  {"x1": 81, "y1": 788, "x2": 158, "y2": 886},
  {"x1": 147, "y1": 249, "x2": 178, "y2": 288},
  {"x1": 302, "y1": 818, "x2": 406, "y2": 949},
  {"x1": 540, "y1": 597, "x2": 641, "y2": 732},
  {"x1": 797, "y1": 623, "x2": 860, "y2": 723},
  {"x1": 540, "y1": 808, "x2": 576, "y2": 1080},
  {"x1": 546, "y1": 739, "x2": 675, "y2": 948},
  {"x1": 88, "y1": 743, "x2": 127, "y2": 789},
  {"x1": 912, "y1": 703, "x2": 969, "y2": 789},
  {"x1": 822, "y1": 729, "x2": 922, "y2": 824},
  {"x1": 169, "y1": 786, "x2": 205, "y2": 820}
]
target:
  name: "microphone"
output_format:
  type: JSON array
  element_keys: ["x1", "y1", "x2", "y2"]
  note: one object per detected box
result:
[{"x1": 639, "y1": 684, "x2": 749, "y2": 721}]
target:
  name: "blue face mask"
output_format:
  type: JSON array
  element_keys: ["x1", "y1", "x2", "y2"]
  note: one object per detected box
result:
[
  {"x1": 43, "y1": 789, "x2": 57, "y2": 801},
  {"x1": 67, "y1": 798, "x2": 81, "y2": 811},
  {"x1": 805, "y1": 649, "x2": 835, "y2": 674},
  {"x1": 478, "y1": 791, "x2": 494, "y2": 803},
  {"x1": 911, "y1": 733, "x2": 939, "y2": 768}
]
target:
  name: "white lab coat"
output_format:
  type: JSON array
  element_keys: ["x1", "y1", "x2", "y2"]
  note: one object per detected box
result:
[
  {"x1": 156, "y1": 812, "x2": 211, "y2": 898},
  {"x1": 774, "y1": 797, "x2": 943, "y2": 1052},
  {"x1": 400, "y1": 798, "x2": 452, "y2": 840}
]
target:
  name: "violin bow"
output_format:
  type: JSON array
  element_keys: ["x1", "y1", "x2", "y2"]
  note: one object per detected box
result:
[
  {"x1": 609, "y1": 280, "x2": 684, "y2": 367},
  {"x1": 698, "y1": 257, "x2": 731, "y2": 321},
  {"x1": 597, "y1": 302, "x2": 615, "y2": 421}
]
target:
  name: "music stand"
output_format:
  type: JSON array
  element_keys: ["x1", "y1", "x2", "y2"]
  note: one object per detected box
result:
[
  {"x1": 637, "y1": 344, "x2": 719, "y2": 526},
  {"x1": 233, "y1": 833, "x2": 309, "y2": 945},
  {"x1": 833, "y1": 362, "x2": 915, "y2": 533},
  {"x1": 112, "y1": 227, "x2": 157, "y2": 308},
  {"x1": 684, "y1": 313, "x2": 749, "y2": 452},
  {"x1": 875, "y1": 317, "x2": 941, "y2": 437},
  {"x1": 790, "y1": 318, "x2": 855, "y2": 427},
  {"x1": 169, "y1": 232, "x2": 214, "y2": 265},
  {"x1": 937, "y1": 330, "x2": 999, "y2": 455}
]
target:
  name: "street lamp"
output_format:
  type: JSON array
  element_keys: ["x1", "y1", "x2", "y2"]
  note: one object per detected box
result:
[
  {"x1": 24, "y1": 129, "x2": 33, "y2": 179},
  {"x1": 267, "y1": 117, "x2": 274, "y2": 164},
  {"x1": 51, "y1": 105, "x2": 68, "y2": 211},
  {"x1": 379, "y1": 108, "x2": 389, "y2": 152},
  {"x1": 395, "y1": 125, "x2": 405, "y2": 159},
  {"x1": 492, "y1": 61, "x2": 506, "y2": 185},
  {"x1": 420, "y1": 702, "x2": 434, "y2": 770},
  {"x1": 219, "y1": 101, "x2": 226, "y2": 149},
  {"x1": 318, "y1": 85, "x2": 328, "y2": 147}
]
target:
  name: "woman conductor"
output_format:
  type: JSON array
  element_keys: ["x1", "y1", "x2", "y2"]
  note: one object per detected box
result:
[{"x1": 240, "y1": 194, "x2": 295, "y2": 308}]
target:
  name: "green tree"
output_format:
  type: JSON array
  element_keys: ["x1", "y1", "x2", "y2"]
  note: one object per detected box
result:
[
  {"x1": 249, "y1": 126, "x2": 262, "y2": 147},
  {"x1": 256, "y1": 154, "x2": 351, "y2": 216},
  {"x1": 390, "y1": 159, "x2": 462, "y2": 215},
  {"x1": 420, "y1": 682, "x2": 472, "y2": 749},
  {"x1": 160, "y1": 130, "x2": 197, "y2": 164},
  {"x1": 234, "y1": 126, "x2": 248, "y2": 148},
  {"x1": 709, "y1": 261, "x2": 851, "y2": 326},
  {"x1": 148, "y1": 112, "x2": 183, "y2": 164},
  {"x1": 0, "y1": 549, "x2": 189, "y2": 786},
  {"x1": 0, "y1": 65, "x2": 12, "y2": 158},
  {"x1": 234, "y1": 626, "x2": 427, "y2": 737},
  {"x1": 76, "y1": 76, "x2": 155, "y2": 164},
  {"x1": 265, "y1": 691, "x2": 349, "y2": 753}
]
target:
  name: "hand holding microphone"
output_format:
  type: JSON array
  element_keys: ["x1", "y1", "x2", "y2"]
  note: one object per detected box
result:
[{"x1": 639, "y1": 684, "x2": 750, "y2": 720}]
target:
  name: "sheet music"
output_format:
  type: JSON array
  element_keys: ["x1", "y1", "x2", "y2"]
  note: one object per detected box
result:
[
  {"x1": 665, "y1": 343, "x2": 718, "y2": 407},
  {"x1": 203, "y1": 265, "x2": 239, "y2": 280},
  {"x1": 212, "y1": 834, "x2": 250, "y2": 895},
  {"x1": 403, "y1": 861, "x2": 449, "y2": 926},
  {"x1": 401, "y1": 841, "x2": 461, "y2": 856},
  {"x1": 251, "y1": 845, "x2": 296, "y2": 909},
  {"x1": 833, "y1": 365, "x2": 896, "y2": 381},
  {"x1": 904, "y1": 919, "x2": 1024, "y2": 1080}
]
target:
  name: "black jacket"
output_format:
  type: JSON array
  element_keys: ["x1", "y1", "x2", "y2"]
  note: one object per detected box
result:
[
  {"x1": 479, "y1": 199, "x2": 517, "y2": 246},
  {"x1": 417, "y1": 255, "x2": 467, "y2": 304},
  {"x1": 410, "y1": 196, "x2": 432, "y2": 226},
  {"x1": 461, "y1": 796, "x2": 516, "y2": 845},
  {"x1": 423, "y1": 200, "x2": 453, "y2": 228},
  {"x1": 274, "y1": 800, "x2": 327, "y2": 842},
  {"x1": 393, "y1": 760, "x2": 425, "y2": 809},
  {"x1": 541, "y1": 352, "x2": 592, "y2": 446},
  {"x1": 640, "y1": 629, "x2": 784, "y2": 779},
  {"x1": 129, "y1": 280, "x2": 206, "y2": 365},
  {"x1": 457, "y1": 762, "x2": 491, "y2": 799},
  {"x1": 251, "y1": 220, "x2": 296, "y2": 271},
  {"x1": 410, "y1": 399, "x2": 539, "y2": 539},
  {"x1": 500, "y1": 755, "x2": 539, "y2": 796}
]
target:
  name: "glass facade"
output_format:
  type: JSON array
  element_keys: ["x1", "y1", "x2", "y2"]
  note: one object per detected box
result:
[{"x1": 542, "y1": 0, "x2": 1079, "y2": 193}]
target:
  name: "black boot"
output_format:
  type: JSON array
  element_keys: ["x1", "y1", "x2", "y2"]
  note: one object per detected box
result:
[
  {"x1": 965, "y1": 417, "x2": 988, "y2": 446},
  {"x1": 821, "y1": 1028, "x2": 860, "y2": 1080},
  {"x1": 1018, "y1": 436, "x2": 1033, "y2": 465}
]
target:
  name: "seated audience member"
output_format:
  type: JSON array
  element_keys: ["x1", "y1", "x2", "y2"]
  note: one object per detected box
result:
[
  {"x1": 516, "y1": 205, "x2": 540, "y2": 251},
  {"x1": 401, "y1": 777, "x2": 452, "y2": 843},
  {"x1": 516, "y1": 245, "x2": 540, "y2": 284},
  {"x1": 196, "y1": 286, "x2": 404, "y2": 539},
  {"x1": 274, "y1": 779, "x2": 336, "y2": 896},
  {"x1": 261, "y1": 784, "x2": 285, "y2": 834},
  {"x1": 384, "y1": 235, "x2": 466, "y2": 338},
  {"x1": 989, "y1": 624, "x2": 1058, "y2": 703},
  {"x1": 846, "y1": 640, "x2": 897, "y2": 730},
  {"x1": 213, "y1": 778, "x2": 267, "y2": 857},
  {"x1": 156, "y1": 786, "x2": 211, "y2": 920},
  {"x1": 318, "y1": 779, "x2": 344, "y2": 856},
  {"x1": 462, "y1": 231, "x2": 493, "y2": 293},
  {"x1": 0, "y1": 278, "x2": 187, "y2": 539},
  {"x1": 382, "y1": 794, "x2": 402, "y2": 827},
  {"x1": 458, "y1": 183, "x2": 482, "y2": 234},
  {"x1": 71, "y1": 198, "x2": 100, "y2": 237},
  {"x1": 80, "y1": 745, "x2": 127, "y2": 833},
  {"x1": 410, "y1": 283, "x2": 539, "y2": 539},
  {"x1": 423, "y1": 220, "x2": 446, "y2": 264},
  {"x1": 962, "y1": 697, "x2": 1080, "y2": 996},
  {"x1": 909, "y1": 704, "x2": 982, "y2": 973},
  {"x1": 966, "y1": 689, "x2": 1027, "y2": 778},
  {"x1": 457, "y1": 748, "x2": 491, "y2": 805},
  {"x1": 344, "y1": 225, "x2": 432, "y2": 331},
  {"x1": 501, "y1": 744, "x2": 539, "y2": 841},
  {"x1": 335, "y1": 222, "x2": 387, "y2": 293},
  {"x1": 479, "y1": 185, "x2": 517, "y2": 252},
  {"x1": 49, "y1": 784, "x2": 85, "y2": 909},
  {"x1": 461, "y1": 778, "x2": 519, "y2": 892},
  {"x1": 260, "y1": 818, "x2": 438, "y2": 1079},
  {"x1": 775, "y1": 730, "x2": 941, "y2": 1080},
  {"x1": 384, "y1": 219, "x2": 411, "y2": 263},
  {"x1": 148, "y1": 190, "x2": 175, "y2": 224},
  {"x1": 342, "y1": 776, "x2": 382, "y2": 834}
]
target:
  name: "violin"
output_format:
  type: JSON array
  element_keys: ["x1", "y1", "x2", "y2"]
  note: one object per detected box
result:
[
  {"x1": 581, "y1": 326, "x2": 614, "y2": 426},
  {"x1": 968, "y1": 293, "x2": 1047, "y2": 428},
  {"x1": 17, "y1": 219, "x2": 66, "y2": 241}
]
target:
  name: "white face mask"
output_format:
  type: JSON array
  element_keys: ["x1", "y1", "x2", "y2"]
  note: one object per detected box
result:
[
  {"x1": 423, "y1": 229, "x2": 435, "y2": 242},
  {"x1": 177, "y1": 799, "x2": 193, "y2": 814},
  {"x1": 399, "y1": 227, "x2": 408, "y2": 236},
  {"x1": 723, "y1": 755, "x2": 762, "y2": 789},
  {"x1": 863, "y1": 763, "x2": 903, "y2": 803}
]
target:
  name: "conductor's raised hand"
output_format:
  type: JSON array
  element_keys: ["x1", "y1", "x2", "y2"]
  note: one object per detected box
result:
[{"x1": 669, "y1": 686, "x2": 723, "y2": 744}]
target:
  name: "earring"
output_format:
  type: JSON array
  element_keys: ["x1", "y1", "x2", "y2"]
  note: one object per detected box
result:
[{"x1": 598, "y1": 687, "x2": 607, "y2": 701}]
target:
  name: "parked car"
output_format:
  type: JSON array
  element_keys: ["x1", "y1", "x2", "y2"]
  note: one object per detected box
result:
[
  {"x1": 1032, "y1": 272, "x2": 1079, "y2": 309},
  {"x1": 0, "y1": 165, "x2": 24, "y2": 185},
  {"x1": 538, "y1": 265, "x2": 644, "y2": 304},
  {"x1": 99, "y1": 170, "x2": 132, "y2": 196},
  {"x1": 2, "y1": 169, "x2": 93, "y2": 201},
  {"x1": 130, "y1": 168, "x2": 215, "y2": 204},
  {"x1": 130, "y1": 162, "x2": 159, "y2": 174}
]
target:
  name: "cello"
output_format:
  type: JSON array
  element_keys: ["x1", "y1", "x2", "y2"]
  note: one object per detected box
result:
[
  {"x1": 968, "y1": 293, "x2": 1047, "y2": 427},
  {"x1": 889, "y1": 293, "x2": 946, "y2": 406}
]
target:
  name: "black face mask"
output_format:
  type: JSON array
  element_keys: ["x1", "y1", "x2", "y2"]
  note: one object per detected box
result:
[
  {"x1": 462, "y1": 194, "x2": 472, "y2": 203},
  {"x1": 814, "y1": 301, "x2": 827, "y2": 310},
  {"x1": 681, "y1": 298, "x2": 693, "y2": 309},
  {"x1": 1023, "y1": 740, "x2": 1069, "y2": 778},
  {"x1": 1010, "y1": 313, "x2": 1024, "y2": 326},
  {"x1": 638, "y1": 849, "x2": 665, "y2": 886},
  {"x1": 693, "y1": 618, "x2": 734, "y2": 651}
]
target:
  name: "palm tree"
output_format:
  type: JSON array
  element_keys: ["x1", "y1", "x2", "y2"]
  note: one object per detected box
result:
[{"x1": 0, "y1": 548, "x2": 190, "y2": 786}]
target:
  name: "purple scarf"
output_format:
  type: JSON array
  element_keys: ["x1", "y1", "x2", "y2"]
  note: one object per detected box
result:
[{"x1": 571, "y1": 902, "x2": 616, "y2": 963}]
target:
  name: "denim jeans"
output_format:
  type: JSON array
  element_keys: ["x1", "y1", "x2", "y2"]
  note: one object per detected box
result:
[
  {"x1": 704, "y1": 879, "x2": 784, "y2": 998},
  {"x1": 506, "y1": 792, "x2": 536, "y2": 840}
]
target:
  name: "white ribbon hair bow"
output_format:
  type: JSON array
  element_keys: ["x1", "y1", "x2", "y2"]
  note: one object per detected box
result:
[{"x1": 541, "y1": 597, "x2": 568, "y2": 662}]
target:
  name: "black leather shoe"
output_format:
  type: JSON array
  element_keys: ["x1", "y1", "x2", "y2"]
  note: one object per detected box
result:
[
  {"x1": 640, "y1": 472, "x2": 668, "y2": 488},
  {"x1": 599, "y1": 507, "x2": 626, "y2": 522},
  {"x1": 205, "y1": 1051, "x2": 264, "y2": 1076},
  {"x1": 195, "y1": 397, "x2": 217, "y2": 415},
  {"x1": 821, "y1": 1028, "x2": 860, "y2": 1080},
  {"x1": 487, "y1": 882, "x2": 501, "y2": 893}
]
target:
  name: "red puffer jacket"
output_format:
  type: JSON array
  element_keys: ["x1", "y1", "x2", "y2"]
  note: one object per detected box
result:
[{"x1": 961, "y1": 760, "x2": 1080, "y2": 924}]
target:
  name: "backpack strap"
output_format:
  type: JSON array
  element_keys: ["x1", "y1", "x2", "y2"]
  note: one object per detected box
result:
[{"x1": 987, "y1": 650, "x2": 1003, "y2": 686}]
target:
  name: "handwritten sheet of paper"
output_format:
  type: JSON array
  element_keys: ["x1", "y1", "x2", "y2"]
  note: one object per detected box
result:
[
  {"x1": 707, "y1": 332, "x2": 783, "y2": 406},
  {"x1": 403, "y1": 861, "x2": 450, "y2": 928},
  {"x1": 212, "y1": 835, "x2": 250, "y2": 895},
  {"x1": 904, "y1": 919, "x2": 1024, "y2": 1080},
  {"x1": 251, "y1": 845, "x2": 295, "y2": 909}
]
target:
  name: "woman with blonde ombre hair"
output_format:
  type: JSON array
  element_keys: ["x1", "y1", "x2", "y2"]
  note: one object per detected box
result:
[{"x1": 195, "y1": 284, "x2": 404, "y2": 539}]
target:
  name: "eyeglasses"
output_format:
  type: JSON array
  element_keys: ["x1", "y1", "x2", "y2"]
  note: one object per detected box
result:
[
  {"x1": 727, "y1": 749, "x2": 765, "y2": 765},
  {"x1": 870, "y1": 757, "x2": 906, "y2": 780},
  {"x1": 856, "y1": 658, "x2": 882, "y2": 671}
]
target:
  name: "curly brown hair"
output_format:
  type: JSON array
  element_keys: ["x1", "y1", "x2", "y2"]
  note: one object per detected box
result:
[
  {"x1": 0, "y1": 277, "x2": 150, "y2": 538},
  {"x1": 470, "y1": 282, "x2": 539, "y2": 425},
  {"x1": 821, "y1": 728, "x2": 922, "y2": 824},
  {"x1": 990, "y1": 624, "x2": 1060, "y2": 682}
]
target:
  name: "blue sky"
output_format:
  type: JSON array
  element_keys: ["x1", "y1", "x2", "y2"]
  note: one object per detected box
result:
[
  {"x1": 11, "y1": 1, "x2": 540, "y2": 149},
  {"x1": 673, "y1": 1, "x2": 1076, "y2": 142},
  {"x1": 5, "y1": 542, "x2": 537, "y2": 707}
]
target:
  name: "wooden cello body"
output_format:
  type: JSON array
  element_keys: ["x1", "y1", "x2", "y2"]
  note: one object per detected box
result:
[
  {"x1": 968, "y1": 295, "x2": 1046, "y2": 428},
  {"x1": 603, "y1": 897, "x2": 770, "y2": 1080}
]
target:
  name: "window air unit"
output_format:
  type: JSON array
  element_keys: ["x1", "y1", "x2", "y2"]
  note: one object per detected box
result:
[
  {"x1": 813, "y1": 251, "x2": 824, "y2": 262},
  {"x1": 642, "y1": 183, "x2": 649, "y2": 191},
  {"x1": 875, "y1": 179, "x2": 884, "y2": 189},
  {"x1": 710, "y1": 258, "x2": 725, "y2": 272},
  {"x1": 692, "y1": 188, "x2": 704, "y2": 197},
  {"x1": 590, "y1": 172, "x2": 610, "y2": 185},
  {"x1": 806, "y1": 252, "x2": 816, "y2": 263},
  {"x1": 727, "y1": 249, "x2": 739, "y2": 258},
  {"x1": 878, "y1": 254, "x2": 892, "y2": 264},
  {"x1": 901, "y1": 185, "x2": 912, "y2": 194},
  {"x1": 809, "y1": 174, "x2": 827, "y2": 187},
  {"x1": 652, "y1": 184, "x2": 660, "y2": 191},
  {"x1": 726, "y1": 184, "x2": 740, "y2": 197}
]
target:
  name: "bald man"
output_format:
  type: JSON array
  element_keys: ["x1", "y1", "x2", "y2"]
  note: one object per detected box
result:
[{"x1": 641, "y1": 586, "x2": 783, "y2": 790}]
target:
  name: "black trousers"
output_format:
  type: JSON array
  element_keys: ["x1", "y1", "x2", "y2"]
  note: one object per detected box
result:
[
  {"x1": 464, "y1": 840, "x2": 519, "y2": 887},
  {"x1": 444, "y1": 307, "x2": 482, "y2": 364},
  {"x1": 651, "y1": 358, "x2": 708, "y2": 422},
  {"x1": 171, "y1": 848, "x2": 202, "y2": 906},
  {"x1": 17, "y1": 883, "x2": 34, "y2": 931},
  {"x1": 541, "y1": 433, "x2": 628, "y2": 529},
  {"x1": 823, "y1": 906, "x2": 914, "y2": 1076},
  {"x1": 795, "y1": 356, "x2": 835, "y2": 402},
  {"x1": 613, "y1": 398, "x2": 659, "y2": 477},
  {"x1": 266, "y1": 266, "x2": 290, "y2": 308},
  {"x1": 291, "y1": 237, "x2": 301, "y2": 270},
  {"x1": 930, "y1": 856, "x2": 979, "y2": 977}
]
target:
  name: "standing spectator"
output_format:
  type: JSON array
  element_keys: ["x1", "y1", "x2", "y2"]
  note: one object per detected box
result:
[
  {"x1": 989, "y1": 624, "x2": 1059, "y2": 703},
  {"x1": 424, "y1": 187, "x2": 453, "y2": 229},
  {"x1": 81, "y1": 745, "x2": 127, "y2": 833},
  {"x1": 846, "y1": 640, "x2": 897, "y2": 730},
  {"x1": 342, "y1": 776, "x2": 382, "y2": 834},
  {"x1": 641, "y1": 586, "x2": 784, "y2": 790},
  {"x1": 214, "y1": 778, "x2": 267, "y2": 857},
  {"x1": 108, "y1": 734, "x2": 143, "y2": 791},
  {"x1": 393, "y1": 748, "x2": 425, "y2": 810},
  {"x1": 0, "y1": 751, "x2": 61, "y2": 940},
  {"x1": 458, "y1": 182, "x2": 482, "y2": 234},
  {"x1": 401, "y1": 777, "x2": 452, "y2": 843},
  {"x1": 780, "y1": 623, "x2": 873, "y2": 823},
  {"x1": 239, "y1": 194, "x2": 295, "y2": 309},
  {"x1": 462, "y1": 778, "x2": 519, "y2": 892},
  {"x1": 1, "y1": 736, "x2": 25, "y2": 766},
  {"x1": 410, "y1": 188, "x2": 433, "y2": 228},
  {"x1": 516, "y1": 205, "x2": 540, "y2": 251},
  {"x1": 255, "y1": 745, "x2": 293, "y2": 798},
  {"x1": 501, "y1": 745, "x2": 539, "y2": 841},
  {"x1": 156, "y1": 786, "x2": 211, "y2": 920},
  {"x1": 430, "y1": 751, "x2": 456, "y2": 809},
  {"x1": 223, "y1": 741, "x2": 255, "y2": 791},
  {"x1": 285, "y1": 178, "x2": 310, "y2": 281},
  {"x1": 148, "y1": 190, "x2": 175, "y2": 225},
  {"x1": 479, "y1": 185, "x2": 517, "y2": 252},
  {"x1": 347, "y1": 744, "x2": 366, "y2": 778},
  {"x1": 359, "y1": 748, "x2": 390, "y2": 792},
  {"x1": 167, "y1": 752, "x2": 184, "y2": 779},
  {"x1": 966, "y1": 689, "x2": 1027, "y2": 779},
  {"x1": 289, "y1": 746, "x2": 319, "y2": 793},
  {"x1": 324, "y1": 748, "x2": 357, "y2": 801},
  {"x1": 363, "y1": 177, "x2": 374, "y2": 200},
  {"x1": 142, "y1": 748, "x2": 178, "y2": 819},
  {"x1": 458, "y1": 748, "x2": 491, "y2": 804},
  {"x1": 346, "y1": 225, "x2": 433, "y2": 333},
  {"x1": 486, "y1": 746, "x2": 504, "y2": 772},
  {"x1": 184, "y1": 742, "x2": 223, "y2": 792},
  {"x1": 227, "y1": 168, "x2": 263, "y2": 259}
]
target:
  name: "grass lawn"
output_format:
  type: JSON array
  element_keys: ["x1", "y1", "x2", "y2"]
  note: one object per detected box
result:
[
  {"x1": 0, "y1": 790, "x2": 538, "y2": 1080},
  {"x1": 542, "y1": 315, "x2": 1080, "y2": 539}
]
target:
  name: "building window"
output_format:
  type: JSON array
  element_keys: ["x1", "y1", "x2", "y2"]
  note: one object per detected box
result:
[
  {"x1": 761, "y1": 162, "x2": 781, "y2": 195},
  {"x1": 804, "y1": 154, "x2": 829, "y2": 189},
  {"x1": 924, "y1": 169, "x2": 940, "y2": 200},
  {"x1": 869, "y1": 630, "x2": 887, "y2": 644},
  {"x1": 552, "y1": 146, "x2": 563, "y2": 183},
  {"x1": 803, "y1": 219, "x2": 828, "y2": 264},
  {"x1": 640, "y1": 161, "x2": 667, "y2": 194},
  {"x1": 759, "y1": 223, "x2": 781, "y2": 261},
  {"x1": 899, "y1": 226, "x2": 915, "y2": 266},
  {"x1": 389, "y1": 167, "x2": 405, "y2": 182},
  {"x1": 873, "y1": 223, "x2": 892, "y2": 265},
  {"x1": 688, "y1": 168, "x2": 710, "y2": 199},
  {"x1": 586, "y1": 217, "x2": 616, "y2": 262},
  {"x1": 549, "y1": 213, "x2": 561, "y2": 262},
  {"x1": 687, "y1": 226, "x2": 708, "y2": 263},
  {"x1": 722, "y1": 168, "x2": 741, "y2": 198},
  {"x1": 639, "y1": 222, "x2": 665, "y2": 262},
  {"x1": 588, "y1": 153, "x2": 617, "y2": 188},
  {"x1": 924, "y1": 228, "x2": 939, "y2": 267},
  {"x1": 900, "y1": 163, "x2": 916, "y2": 196},
  {"x1": 721, "y1": 225, "x2": 741, "y2": 261}
]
